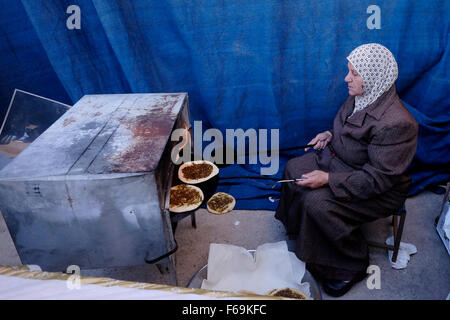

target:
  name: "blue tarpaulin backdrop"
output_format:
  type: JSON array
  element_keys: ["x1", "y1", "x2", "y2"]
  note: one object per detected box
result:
[{"x1": 0, "y1": 1, "x2": 449, "y2": 209}]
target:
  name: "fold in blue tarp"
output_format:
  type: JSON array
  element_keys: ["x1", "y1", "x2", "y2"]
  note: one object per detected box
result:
[{"x1": 0, "y1": 1, "x2": 448, "y2": 209}]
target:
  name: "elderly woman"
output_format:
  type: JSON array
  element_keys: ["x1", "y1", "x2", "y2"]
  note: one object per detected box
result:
[{"x1": 275, "y1": 43, "x2": 418, "y2": 297}]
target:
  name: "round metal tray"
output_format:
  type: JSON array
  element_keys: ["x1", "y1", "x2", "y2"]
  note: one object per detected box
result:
[{"x1": 187, "y1": 250, "x2": 322, "y2": 300}]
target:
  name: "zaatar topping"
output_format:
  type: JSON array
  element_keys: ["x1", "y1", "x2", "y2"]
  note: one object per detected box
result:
[
  {"x1": 170, "y1": 185, "x2": 202, "y2": 207},
  {"x1": 181, "y1": 163, "x2": 213, "y2": 180},
  {"x1": 207, "y1": 193, "x2": 233, "y2": 213}
]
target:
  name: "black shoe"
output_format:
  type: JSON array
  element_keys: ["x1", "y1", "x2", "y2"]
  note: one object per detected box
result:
[
  {"x1": 305, "y1": 263, "x2": 326, "y2": 282},
  {"x1": 322, "y1": 271, "x2": 367, "y2": 297}
]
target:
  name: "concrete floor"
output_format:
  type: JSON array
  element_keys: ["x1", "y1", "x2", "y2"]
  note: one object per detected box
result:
[{"x1": 1, "y1": 190, "x2": 449, "y2": 299}]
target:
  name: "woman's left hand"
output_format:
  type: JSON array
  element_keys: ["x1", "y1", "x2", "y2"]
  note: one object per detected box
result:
[{"x1": 295, "y1": 170, "x2": 329, "y2": 189}]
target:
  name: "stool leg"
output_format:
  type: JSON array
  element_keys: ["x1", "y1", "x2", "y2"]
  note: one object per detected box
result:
[
  {"x1": 392, "y1": 210, "x2": 406, "y2": 263},
  {"x1": 191, "y1": 211, "x2": 197, "y2": 229},
  {"x1": 392, "y1": 215, "x2": 398, "y2": 239},
  {"x1": 171, "y1": 221, "x2": 178, "y2": 234}
]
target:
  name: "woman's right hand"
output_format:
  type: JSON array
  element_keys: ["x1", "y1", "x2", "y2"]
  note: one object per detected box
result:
[{"x1": 305, "y1": 131, "x2": 333, "y2": 151}]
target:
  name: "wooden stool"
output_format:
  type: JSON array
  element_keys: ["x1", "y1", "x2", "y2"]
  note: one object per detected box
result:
[
  {"x1": 170, "y1": 211, "x2": 197, "y2": 233},
  {"x1": 367, "y1": 205, "x2": 407, "y2": 263}
]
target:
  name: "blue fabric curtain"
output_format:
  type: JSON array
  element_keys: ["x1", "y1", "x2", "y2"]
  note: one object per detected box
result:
[{"x1": 1, "y1": 0, "x2": 448, "y2": 209}]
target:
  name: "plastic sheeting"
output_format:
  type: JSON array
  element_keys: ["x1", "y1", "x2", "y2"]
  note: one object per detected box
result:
[{"x1": 0, "y1": 1, "x2": 448, "y2": 209}]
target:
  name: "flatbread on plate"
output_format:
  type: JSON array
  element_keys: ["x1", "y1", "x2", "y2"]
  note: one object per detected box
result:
[
  {"x1": 178, "y1": 160, "x2": 219, "y2": 184},
  {"x1": 169, "y1": 184, "x2": 204, "y2": 213},
  {"x1": 267, "y1": 288, "x2": 309, "y2": 300},
  {"x1": 206, "y1": 192, "x2": 235, "y2": 215}
]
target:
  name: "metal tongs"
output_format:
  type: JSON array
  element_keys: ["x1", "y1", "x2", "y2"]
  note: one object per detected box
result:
[
  {"x1": 271, "y1": 178, "x2": 304, "y2": 188},
  {"x1": 268, "y1": 178, "x2": 304, "y2": 202}
]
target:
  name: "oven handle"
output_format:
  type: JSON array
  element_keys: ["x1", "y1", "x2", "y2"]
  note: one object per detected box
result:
[{"x1": 144, "y1": 239, "x2": 178, "y2": 264}]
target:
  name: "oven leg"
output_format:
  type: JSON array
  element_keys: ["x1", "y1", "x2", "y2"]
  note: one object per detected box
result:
[
  {"x1": 156, "y1": 255, "x2": 178, "y2": 286},
  {"x1": 158, "y1": 209, "x2": 178, "y2": 286},
  {"x1": 168, "y1": 254, "x2": 177, "y2": 286}
]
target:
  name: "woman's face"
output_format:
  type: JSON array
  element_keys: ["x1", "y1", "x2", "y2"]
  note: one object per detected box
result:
[{"x1": 345, "y1": 61, "x2": 364, "y2": 96}]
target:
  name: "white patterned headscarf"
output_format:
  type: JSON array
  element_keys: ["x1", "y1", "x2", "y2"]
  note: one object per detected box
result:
[{"x1": 347, "y1": 43, "x2": 398, "y2": 115}]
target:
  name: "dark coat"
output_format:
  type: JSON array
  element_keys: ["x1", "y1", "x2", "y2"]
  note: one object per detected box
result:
[{"x1": 275, "y1": 85, "x2": 418, "y2": 277}]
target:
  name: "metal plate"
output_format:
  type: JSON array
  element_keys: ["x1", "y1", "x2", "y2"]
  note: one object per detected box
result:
[{"x1": 0, "y1": 93, "x2": 187, "y2": 179}]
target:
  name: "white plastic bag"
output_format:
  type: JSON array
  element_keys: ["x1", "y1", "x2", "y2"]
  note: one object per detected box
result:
[
  {"x1": 385, "y1": 236, "x2": 417, "y2": 269},
  {"x1": 201, "y1": 241, "x2": 310, "y2": 297}
]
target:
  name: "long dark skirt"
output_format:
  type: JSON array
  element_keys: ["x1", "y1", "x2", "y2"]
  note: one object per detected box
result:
[{"x1": 275, "y1": 151, "x2": 405, "y2": 280}]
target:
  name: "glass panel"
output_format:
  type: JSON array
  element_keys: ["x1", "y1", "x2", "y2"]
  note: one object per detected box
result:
[{"x1": 0, "y1": 89, "x2": 71, "y2": 169}]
